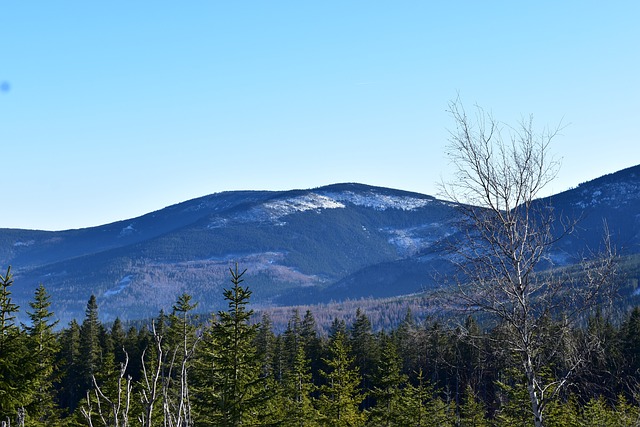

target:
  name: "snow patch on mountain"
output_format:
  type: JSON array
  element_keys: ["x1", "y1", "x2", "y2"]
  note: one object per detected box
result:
[
  {"x1": 119, "y1": 224, "x2": 136, "y2": 237},
  {"x1": 325, "y1": 191, "x2": 432, "y2": 211},
  {"x1": 385, "y1": 222, "x2": 455, "y2": 256},
  {"x1": 104, "y1": 275, "x2": 132, "y2": 297},
  {"x1": 575, "y1": 181, "x2": 640, "y2": 209},
  {"x1": 263, "y1": 193, "x2": 345, "y2": 216}
]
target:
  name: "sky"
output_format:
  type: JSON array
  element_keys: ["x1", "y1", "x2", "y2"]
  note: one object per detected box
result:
[{"x1": 1, "y1": 1, "x2": 638, "y2": 231}]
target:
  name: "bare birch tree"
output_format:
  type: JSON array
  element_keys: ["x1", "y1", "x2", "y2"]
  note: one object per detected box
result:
[
  {"x1": 80, "y1": 352, "x2": 132, "y2": 427},
  {"x1": 138, "y1": 322, "x2": 164, "y2": 427},
  {"x1": 441, "y1": 98, "x2": 617, "y2": 427}
]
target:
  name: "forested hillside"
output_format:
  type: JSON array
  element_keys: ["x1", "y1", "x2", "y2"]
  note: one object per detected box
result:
[
  {"x1": 2, "y1": 265, "x2": 640, "y2": 426},
  {"x1": 2, "y1": 164, "x2": 638, "y2": 326}
]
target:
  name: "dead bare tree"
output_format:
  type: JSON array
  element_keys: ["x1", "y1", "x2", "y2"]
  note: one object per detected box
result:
[
  {"x1": 138, "y1": 322, "x2": 164, "y2": 427},
  {"x1": 441, "y1": 98, "x2": 617, "y2": 427},
  {"x1": 80, "y1": 352, "x2": 132, "y2": 427}
]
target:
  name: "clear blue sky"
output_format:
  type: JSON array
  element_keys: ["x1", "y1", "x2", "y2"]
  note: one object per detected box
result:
[{"x1": 1, "y1": 1, "x2": 638, "y2": 231}]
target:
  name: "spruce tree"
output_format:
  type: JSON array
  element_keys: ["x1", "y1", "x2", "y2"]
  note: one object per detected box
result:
[
  {"x1": 197, "y1": 264, "x2": 262, "y2": 426},
  {"x1": 544, "y1": 395, "x2": 581, "y2": 427},
  {"x1": 255, "y1": 312, "x2": 277, "y2": 380},
  {"x1": 401, "y1": 368, "x2": 453, "y2": 427},
  {"x1": 0, "y1": 266, "x2": 30, "y2": 422},
  {"x1": 78, "y1": 294, "x2": 102, "y2": 394},
  {"x1": 281, "y1": 342, "x2": 320, "y2": 426},
  {"x1": 458, "y1": 385, "x2": 488, "y2": 427},
  {"x1": 24, "y1": 283, "x2": 60, "y2": 425},
  {"x1": 621, "y1": 307, "x2": 640, "y2": 380},
  {"x1": 349, "y1": 308, "x2": 376, "y2": 409},
  {"x1": 301, "y1": 310, "x2": 322, "y2": 381},
  {"x1": 57, "y1": 319, "x2": 82, "y2": 413},
  {"x1": 317, "y1": 329, "x2": 365, "y2": 427},
  {"x1": 367, "y1": 336, "x2": 406, "y2": 426},
  {"x1": 110, "y1": 317, "x2": 127, "y2": 370},
  {"x1": 279, "y1": 310, "x2": 320, "y2": 426},
  {"x1": 580, "y1": 396, "x2": 617, "y2": 426}
]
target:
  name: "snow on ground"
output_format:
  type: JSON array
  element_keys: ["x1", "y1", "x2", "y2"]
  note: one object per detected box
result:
[
  {"x1": 119, "y1": 224, "x2": 136, "y2": 236},
  {"x1": 575, "y1": 181, "x2": 640, "y2": 209},
  {"x1": 263, "y1": 193, "x2": 345, "y2": 216},
  {"x1": 104, "y1": 275, "x2": 133, "y2": 297},
  {"x1": 324, "y1": 191, "x2": 432, "y2": 211},
  {"x1": 212, "y1": 189, "x2": 434, "y2": 226}
]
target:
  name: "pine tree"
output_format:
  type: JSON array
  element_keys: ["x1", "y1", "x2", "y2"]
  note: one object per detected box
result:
[
  {"x1": 24, "y1": 283, "x2": 60, "y2": 425},
  {"x1": 317, "y1": 329, "x2": 365, "y2": 427}
]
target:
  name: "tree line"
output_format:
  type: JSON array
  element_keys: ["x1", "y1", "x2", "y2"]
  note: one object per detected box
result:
[{"x1": 1, "y1": 264, "x2": 639, "y2": 426}]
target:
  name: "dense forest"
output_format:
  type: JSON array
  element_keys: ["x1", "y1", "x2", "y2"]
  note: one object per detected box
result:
[{"x1": 2, "y1": 265, "x2": 640, "y2": 427}]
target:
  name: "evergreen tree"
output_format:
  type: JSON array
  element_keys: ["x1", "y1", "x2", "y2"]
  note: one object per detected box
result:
[
  {"x1": 328, "y1": 317, "x2": 347, "y2": 340},
  {"x1": 255, "y1": 312, "x2": 277, "y2": 380},
  {"x1": 301, "y1": 310, "x2": 322, "y2": 381},
  {"x1": 401, "y1": 368, "x2": 452, "y2": 427},
  {"x1": 198, "y1": 265, "x2": 262, "y2": 426},
  {"x1": 458, "y1": 385, "x2": 488, "y2": 427},
  {"x1": 494, "y1": 370, "x2": 531, "y2": 427},
  {"x1": 612, "y1": 394, "x2": 640, "y2": 427},
  {"x1": 393, "y1": 308, "x2": 420, "y2": 376},
  {"x1": 125, "y1": 324, "x2": 148, "y2": 383},
  {"x1": 580, "y1": 396, "x2": 617, "y2": 426},
  {"x1": 282, "y1": 309, "x2": 303, "y2": 374},
  {"x1": 582, "y1": 310, "x2": 622, "y2": 399},
  {"x1": 621, "y1": 307, "x2": 640, "y2": 381},
  {"x1": 57, "y1": 319, "x2": 82, "y2": 413},
  {"x1": 78, "y1": 295, "x2": 103, "y2": 394},
  {"x1": 110, "y1": 318, "x2": 127, "y2": 370},
  {"x1": 367, "y1": 336, "x2": 406, "y2": 426},
  {"x1": 544, "y1": 395, "x2": 580, "y2": 427},
  {"x1": 349, "y1": 308, "x2": 376, "y2": 409},
  {"x1": 452, "y1": 316, "x2": 484, "y2": 404},
  {"x1": 255, "y1": 313, "x2": 283, "y2": 426},
  {"x1": 0, "y1": 266, "x2": 29, "y2": 423},
  {"x1": 317, "y1": 329, "x2": 365, "y2": 427},
  {"x1": 281, "y1": 340, "x2": 320, "y2": 426},
  {"x1": 24, "y1": 283, "x2": 60, "y2": 425}
]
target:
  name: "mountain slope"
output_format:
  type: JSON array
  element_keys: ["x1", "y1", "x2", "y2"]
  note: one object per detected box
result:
[
  {"x1": 2, "y1": 167, "x2": 639, "y2": 325},
  {"x1": 2, "y1": 184, "x2": 461, "y2": 323}
]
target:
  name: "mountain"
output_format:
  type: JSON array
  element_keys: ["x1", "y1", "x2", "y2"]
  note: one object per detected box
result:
[
  {"x1": 544, "y1": 164, "x2": 640, "y2": 259},
  {"x1": 2, "y1": 165, "x2": 640, "y2": 325}
]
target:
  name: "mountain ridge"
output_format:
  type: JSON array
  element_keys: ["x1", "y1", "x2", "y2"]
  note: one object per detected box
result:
[{"x1": 2, "y1": 168, "x2": 639, "y2": 324}]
